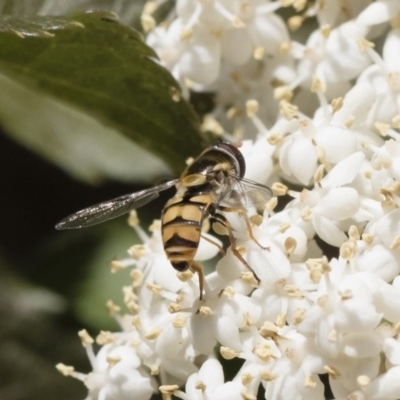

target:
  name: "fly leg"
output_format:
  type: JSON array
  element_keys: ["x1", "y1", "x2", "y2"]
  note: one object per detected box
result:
[
  {"x1": 210, "y1": 211, "x2": 261, "y2": 285},
  {"x1": 216, "y1": 205, "x2": 269, "y2": 251},
  {"x1": 200, "y1": 234, "x2": 226, "y2": 255},
  {"x1": 189, "y1": 261, "x2": 205, "y2": 300}
]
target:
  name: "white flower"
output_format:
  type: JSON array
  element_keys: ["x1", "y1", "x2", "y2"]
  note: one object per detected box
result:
[
  {"x1": 59, "y1": 2, "x2": 400, "y2": 399},
  {"x1": 357, "y1": 28, "x2": 400, "y2": 126}
]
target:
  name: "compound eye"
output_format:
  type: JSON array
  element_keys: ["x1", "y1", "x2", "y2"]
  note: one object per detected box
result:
[
  {"x1": 171, "y1": 261, "x2": 189, "y2": 272},
  {"x1": 215, "y1": 142, "x2": 245, "y2": 178}
]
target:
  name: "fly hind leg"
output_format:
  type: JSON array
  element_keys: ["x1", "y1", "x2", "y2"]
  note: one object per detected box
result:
[{"x1": 211, "y1": 212, "x2": 261, "y2": 285}]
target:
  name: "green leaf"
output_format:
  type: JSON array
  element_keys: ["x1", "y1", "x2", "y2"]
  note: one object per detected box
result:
[{"x1": 0, "y1": 12, "x2": 205, "y2": 181}]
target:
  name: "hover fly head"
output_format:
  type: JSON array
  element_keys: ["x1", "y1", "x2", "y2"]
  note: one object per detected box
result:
[{"x1": 208, "y1": 142, "x2": 246, "y2": 178}]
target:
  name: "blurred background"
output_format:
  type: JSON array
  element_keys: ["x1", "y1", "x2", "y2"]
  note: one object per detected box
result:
[
  {"x1": 0, "y1": 122, "x2": 176, "y2": 400},
  {"x1": 0, "y1": 1, "x2": 184, "y2": 399}
]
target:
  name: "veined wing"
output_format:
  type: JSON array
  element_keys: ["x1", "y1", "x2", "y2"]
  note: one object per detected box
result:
[
  {"x1": 56, "y1": 179, "x2": 179, "y2": 230},
  {"x1": 218, "y1": 176, "x2": 272, "y2": 209}
]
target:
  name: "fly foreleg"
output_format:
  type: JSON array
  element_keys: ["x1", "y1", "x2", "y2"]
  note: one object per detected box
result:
[
  {"x1": 210, "y1": 211, "x2": 261, "y2": 285},
  {"x1": 215, "y1": 205, "x2": 270, "y2": 251}
]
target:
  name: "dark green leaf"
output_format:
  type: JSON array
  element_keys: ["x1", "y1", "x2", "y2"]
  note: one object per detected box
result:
[{"x1": 0, "y1": 12, "x2": 205, "y2": 180}]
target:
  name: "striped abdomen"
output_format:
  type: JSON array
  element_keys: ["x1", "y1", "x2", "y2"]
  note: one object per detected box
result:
[{"x1": 161, "y1": 194, "x2": 211, "y2": 272}]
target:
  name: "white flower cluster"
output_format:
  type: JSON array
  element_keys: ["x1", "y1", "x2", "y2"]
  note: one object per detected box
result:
[{"x1": 58, "y1": 1, "x2": 400, "y2": 399}]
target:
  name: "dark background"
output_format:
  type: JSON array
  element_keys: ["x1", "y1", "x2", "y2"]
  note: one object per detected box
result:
[{"x1": 0, "y1": 128, "x2": 174, "y2": 400}]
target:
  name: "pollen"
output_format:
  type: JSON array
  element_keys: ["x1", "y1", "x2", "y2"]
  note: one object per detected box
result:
[
  {"x1": 331, "y1": 97, "x2": 343, "y2": 112},
  {"x1": 198, "y1": 306, "x2": 212, "y2": 317},
  {"x1": 128, "y1": 244, "x2": 147, "y2": 261},
  {"x1": 253, "y1": 46, "x2": 265, "y2": 60},
  {"x1": 141, "y1": 14, "x2": 155, "y2": 32},
  {"x1": 222, "y1": 286, "x2": 235, "y2": 299},
  {"x1": 241, "y1": 390, "x2": 257, "y2": 400},
  {"x1": 279, "y1": 100, "x2": 299, "y2": 120},
  {"x1": 146, "y1": 283, "x2": 163, "y2": 295},
  {"x1": 109, "y1": 260, "x2": 124, "y2": 273},
  {"x1": 195, "y1": 380, "x2": 206, "y2": 390},
  {"x1": 131, "y1": 269, "x2": 144, "y2": 287},
  {"x1": 284, "y1": 237, "x2": 297, "y2": 257},
  {"x1": 254, "y1": 343, "x2": 272, "y2": 362},
  {"x1": 272, "y1": 182, "x2": 288, "y2": 196},
  {"x1": 260, "y1": 369, "x2": 276, "y2": 381},
  {"x1": 172, "y1": 314, "x2": 187, "y2": 328},
  {"x1": 56, "y1": 363, "x2": 75, "y2": 376},
  {"x1": 344, "y1": 114, "x2": 355, "y2": 129},
  {"x1": 304, "y1": 375, "x2": 317, "y2": 388},
  {"x1": 241, "y1": 271, "x2": 256, "y2": 285},
  {"x1": 127, "y1": 210, "x2": 140, "y2": 227},
  {"x1": 392, "y1": 114, "x2": 400, "y2": 129},
  {"x1": 357, "y1": 375, "x2": 370, "y2": 386},
  {"x1": 311, "y1": 76, "x2": 326, "y2": 93},
  {"x1": 106, "y1": 300, "x2": 121, "y2": 316},
  {"x1": 340, "y1": 240, "x2": 357, "y2": 259},
  {"x1": 293, "y1": 308, "x2": 306, "y2": 324},
  {"x1": 241, "y1": 372, "x2": 254, "y2": 385},
  {"x1": 276, "y1": 313, "x2": 287, "y2": 327},
  {"x1": 177, "y1": 269, "x2": 193, "y2": 282},
  {"x1": 357, "y1": 37, "x2": 375, "y2": 54},
  {"x1": 294, "y1": 0, "x2": 307, "y2": 10},
  {"x1": 96, "y1": 331, "x2": 115, "y2": 345},
  {"x1": 324, "y1": 365, "x2": 341, "y2": 379},
  {"x1": 362, "y1": 233, "x2": 374, "y2": 245},
  {"x1": 390, "y1": 236, "x2": 400, "y2": 250},
  {"x1": 107, "y1": 356, "x2": 121, "y2": 367},
  {"x1": 328, "y1": 329, "x2": 337, "y2": 342},
  {"x1": 288, "y1": 15, "x2": 303, "y2": 31},
  {"x1": 201, "y1": 115, "x2": 224, "y2": 136},
  {"x1": 149, "y1": 219, "x2": 161, "y2": 232},
  {"x1": 150, "y1": 364, "x2": 160, "y2": 375},
  {"x1": 159, "y1": 384, "x2": 179, "y2": 394},
  {"x1": 259, "y1": 321, "x2": 278, "y2": 338},
  {"x1": 144, "y1": 326, "x2": 163, "y2": 340},
  {"x1": 220, "y1": 346, "x2": 239, "y2": 360},
  {"x1": 348, "y1": 225, "x2": 360, "y2": 240},
  {"x1": 78, "y1": 329, "x2": 94, "y2": 346},
  {"x1": 168, "y1": 302, "x2": 182, "y2": 313},
  {"x1": 246, "y1": 99, "x2": 259, "y2": 117},
  {"x1": 123, "y1": 286, "x2": 137, "y2": 303},
  {"x1": 127, "y1": 301, "x2": 140, "y2": 314}
]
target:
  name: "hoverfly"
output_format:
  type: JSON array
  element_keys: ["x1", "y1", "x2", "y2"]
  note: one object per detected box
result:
[{"x1": 56, "y1": 142, "x2": 272, "y2": 298}]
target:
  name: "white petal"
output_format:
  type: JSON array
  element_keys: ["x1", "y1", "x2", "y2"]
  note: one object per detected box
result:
[
  {"x1": 357, "y1": 244, "x2": 400, "y2": 283},
  {"x1": 343, "y1": 332, "x2": 382, "y2": 358},
  {"x1": 331, "y1": 82, "x2": 375, "y2": 127},
  {"x1": 215, "y1": 315, "x2": 242, "y2": 351},
  {"x1": 364, "y1": 366, "x2": 400, "y2": 400},
  {"x1": 315, "y1": 126, "x2": 357, "y2": 164},
  {"x1": 198, "y1": 359, "x2": 225, "y2": 392},
  {"x1": 221, "y1": 28, "x2": 252, "y2": 64},
  {"x1": 211, "y1": 381, "x2": 244, "y2": 400},
  {"x1": 383, "y1": 29, "x2": 400, "y2": 71},
  {"x1": 180, "y1": 26, "x2": 221, "y2": 85},
  {"x1": 371, "y1": 208, "x2": 400, "y2": 247},
  {"x1": 189, "y1": 315, "x2": 217, "y2": 355},
  {"x1": 321, "y1": 152, "x2": 365, "y2": 188},
  {"x1": 357, "y1": 1, "x2": 400, "y2": 26},
  {"x1": 314, "y1": 187, "x2": 360, "y2": 221},
  {"x1": 195, "y1": 233, "x2": 222, "y2": 261},
  {"x1": 312, "y1": 214, "x2": 347, "y2": 247},
  {"x1": 280, "y1": 136, "x2": 318, "y2": 185}
]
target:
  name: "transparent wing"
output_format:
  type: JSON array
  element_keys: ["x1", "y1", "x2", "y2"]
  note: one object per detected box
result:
[
  {"x1": 217, "y1": 176, "x2": 272, "y2": 209},
  {"x1": 56, "y1": 179, "x2": 179, "y2": 230}
]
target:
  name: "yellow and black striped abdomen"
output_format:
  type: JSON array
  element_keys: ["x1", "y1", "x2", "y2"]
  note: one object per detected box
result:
[{"x1": 161, "y1": 194, "x2": 211, "y2": 271}]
